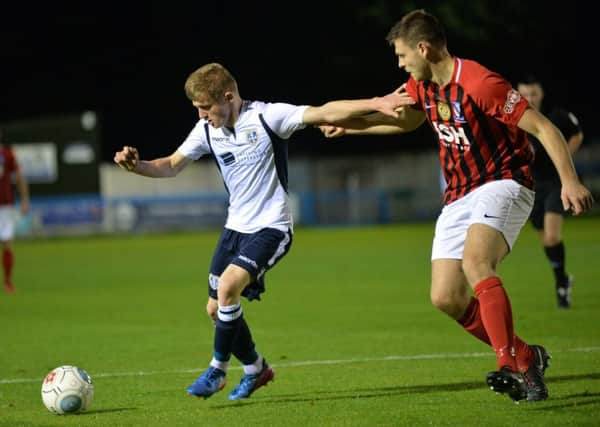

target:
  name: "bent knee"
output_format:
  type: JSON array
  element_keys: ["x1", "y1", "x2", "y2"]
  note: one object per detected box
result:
[
  {"x1": 542, "y1": 233, "x2": 562, "y2": 247},
  {"x1": 430, "y1": 292, "x2": 466, "y2": 319}
]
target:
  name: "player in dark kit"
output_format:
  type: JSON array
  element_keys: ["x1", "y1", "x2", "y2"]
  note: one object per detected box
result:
[
  {"x1": 320, "y1": 9, "x2": 594, "y2": 402},
  {"x1": 517, "y1": 75, "x2": 584, "y2": 308}
]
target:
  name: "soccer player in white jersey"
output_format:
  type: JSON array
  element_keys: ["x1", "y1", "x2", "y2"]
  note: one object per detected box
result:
[{"x1": 114, "y1": 62, "x2": 409, "y2": 400}]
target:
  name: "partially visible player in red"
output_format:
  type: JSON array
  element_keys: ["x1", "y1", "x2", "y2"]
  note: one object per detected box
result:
[
  {"x1": 0, "y1": 128, "x2": 29, "y2": 293},
  {"x1": 320, "y1": 9, "x2": 594, "y2": 402}
]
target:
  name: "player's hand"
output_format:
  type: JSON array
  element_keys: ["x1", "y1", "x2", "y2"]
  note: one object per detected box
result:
[
  {"x1": 375, "y1": 84, "x2": 416, "y2": 118},
  {"x1": 114, "y1": 146, "x2": 139, "y2": 172},
  {"x1": 318, "y1": 125, "x2": 346, "y2": 138},
  {"x1": 561, "y1": 180, "x2": 594, "y2": 215}
]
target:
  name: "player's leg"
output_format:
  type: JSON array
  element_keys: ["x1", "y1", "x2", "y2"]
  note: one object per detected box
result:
[
  {"x1": 463, "y1": 224, "x2": 518, "y2": 369},
  {"x1": 462, "y1": 223, "x2": 529, "y2": 401},
  {"x1": 430, "y1": 192, "x2": 532, "y2": 364},
  {"x1": 533, "y1": 184, "x2": 571, "y2": 308},
  {"x1": 187, "y1": 264, "x2": 251, "y2": 398},
  {"x1": 541, "y1": 186, "x2": 572, "y2": 308},
  {"x1": 1, "y1": 240, "x2": 13, "y2": 292},
  {"x1": 0, "y1": 207, "x2": 16, "y2": 292},
  {"x1": 431, "y1": 259, "x2": 534, "y2": 369},
  {"x1": 463, "y1": 180, "x2": 547, "y2": 401},
  {"x1": 227, "y1": 228, "x2": 291, "y2": 400},
  {"x1": 187, "y1": 228, "x2": 239, "y2": 398}
]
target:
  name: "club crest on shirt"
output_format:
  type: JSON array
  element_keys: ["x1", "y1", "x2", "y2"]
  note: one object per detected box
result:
[
  {"x1": 451, "y1": 101, "x2": 466, "y2": 123},
  {"x1": 503, "y1": 89, "x2": 521, "y2": 114},
  {"x1": 245, "y1": 129, "x2": 258, "y2": 144},
  {"x1": 437, "y1": 102, "x2": 452, "y2": 121}
]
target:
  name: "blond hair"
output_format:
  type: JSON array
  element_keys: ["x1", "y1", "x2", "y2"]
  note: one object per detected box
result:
[{"x1": 184, "y1": 63, "x2": 238, "y2": 102}]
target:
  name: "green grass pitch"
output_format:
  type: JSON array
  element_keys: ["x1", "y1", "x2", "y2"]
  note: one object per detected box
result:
[{"x1": 1, "y1": 217, "x2": 599, "y2": 426}]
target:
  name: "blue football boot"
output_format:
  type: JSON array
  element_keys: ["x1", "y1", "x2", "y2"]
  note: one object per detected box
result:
[
  {"x1": 228, "y1": 360, "x2": 274, "y2": 400},
  {"x1": 186, "y1": 366, "x2": 226, "y2": 399}
]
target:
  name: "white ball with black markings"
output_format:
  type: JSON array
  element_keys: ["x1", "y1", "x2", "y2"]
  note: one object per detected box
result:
[{"x1": 41, "y1": 365, "x2": 94, "y2": 414}]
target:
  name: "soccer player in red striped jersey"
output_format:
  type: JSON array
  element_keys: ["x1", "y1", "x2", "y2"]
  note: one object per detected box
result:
[
  {"x1": 320, "y1": 9, "x2": 594, "y2": 402},
  {"x1": 0, "y1": 129, "x2": 30, "y2": 293}
]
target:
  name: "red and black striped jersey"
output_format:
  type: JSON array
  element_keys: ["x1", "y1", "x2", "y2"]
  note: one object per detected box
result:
[
  {"x1": 0, "y1": 145, "x2": 19, "y2": 205},
  {"x1": 406, "y1": 57, "x2": 533, "y2": 205}
]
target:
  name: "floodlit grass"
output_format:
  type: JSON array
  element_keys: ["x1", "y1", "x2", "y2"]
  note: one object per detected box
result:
[{"x1": 1, "y1": 217, "x2": 599, "y2": 426}]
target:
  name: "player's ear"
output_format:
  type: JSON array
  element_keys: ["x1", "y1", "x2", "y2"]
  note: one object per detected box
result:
[{"x1": 224, "y1": 91, "x2": 235, "y2": 103}]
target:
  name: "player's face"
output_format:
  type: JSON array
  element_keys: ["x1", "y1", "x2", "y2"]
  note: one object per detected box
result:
[
  {"x1": 517, "y1": 83, "x2": 543, "y2": 110},
  {"x1": 393, "y1": 38, "x2": 430, "y2": 81},
  {"x1": 192, "y1": 94, "x2": 233, "y2": 128}
]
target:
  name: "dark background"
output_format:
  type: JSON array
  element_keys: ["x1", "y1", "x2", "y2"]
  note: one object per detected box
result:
[{"x1": 1, "y1": 1, "x2": 594, "y2": 161}]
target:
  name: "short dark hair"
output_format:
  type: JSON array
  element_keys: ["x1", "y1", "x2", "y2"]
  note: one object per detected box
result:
[{"x1": 386, "y1": 9, "x2": 446, "y2": 48}]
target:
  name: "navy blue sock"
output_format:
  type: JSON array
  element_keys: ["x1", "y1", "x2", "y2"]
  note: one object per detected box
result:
[
  {"x1": 232, "y1": 317, "x2": 258, "y2": 365},
  {"x1": 214, "y1": 303, "x2": 243, "y2": 362}
]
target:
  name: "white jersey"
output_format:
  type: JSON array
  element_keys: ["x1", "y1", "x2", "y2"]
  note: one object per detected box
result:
[{"x1": 178, "y1": 100, "x2": 308, "y2": 233}]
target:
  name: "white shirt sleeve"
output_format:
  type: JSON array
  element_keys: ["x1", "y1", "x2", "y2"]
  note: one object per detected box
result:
[
  {"x1": 261, "y1": 103, "x2": 309, "y2": 139},
  {"x1": 177, "y1": 120, "x2": 212, "y2": 160}
]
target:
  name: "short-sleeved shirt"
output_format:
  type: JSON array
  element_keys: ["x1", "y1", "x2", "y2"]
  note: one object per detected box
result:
[
  {"x1": 178, "y1": 100, "x2": 308, "y2": 233},
  {"x1": 406, "y1": 57, "x2": 533, "y2": 205},
  {"x1": 0, "y1": 146, "x2": 19, "y2": 206},
  {"x1": 529, "y1": 107, "x2": 581, "y2": 183}
]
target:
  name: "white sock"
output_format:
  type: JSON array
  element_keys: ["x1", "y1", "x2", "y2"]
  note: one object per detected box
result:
[
  {"x1": 210, "y1": 358, "x2": 229, "y2": 372},
  {"x1": 243, "y1": 355, "x2": 264, "y2": 375}
]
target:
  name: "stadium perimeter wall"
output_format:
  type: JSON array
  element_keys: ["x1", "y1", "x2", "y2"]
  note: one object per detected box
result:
[{"x1": 16, "y1": 143, "x2": 600, "y2": 237}]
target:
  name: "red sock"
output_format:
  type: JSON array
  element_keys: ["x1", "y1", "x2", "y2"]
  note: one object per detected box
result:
[
  {"x1": 457, "y1": 297, "x2": 490, "y2": 344},
  {"x1": 458, "y1": 296, "x2": 533, "y2": 371},
  {"x1": 474, "y1": 277, "x2": 517, "y2": 371},
  {"x1": 3, "y1": 248, "x2": 13, "y2": 284}
]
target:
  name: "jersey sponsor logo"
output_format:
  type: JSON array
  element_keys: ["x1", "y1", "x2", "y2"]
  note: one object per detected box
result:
[
  {"x1": 437, "y1": 102, "x2": 452, "y2": 121},
  {"x1": 451, "y1": 101, "x2": 466, "y2": 123},
  {"x1": 432, "y1": 122, "x2": 472, "y2": 151},
  {"x1": 503, "y1": 89, "x2": 521, "y2": 114},
  {"x1": 211, "y1": 136, "x2": 230, "y2": 142},
  {"x1": 245, "y1": 129, "x2": 258, "y2": 144},
  {"x1": 219, "y1": 152, "x2": 235, "y2": 166}
]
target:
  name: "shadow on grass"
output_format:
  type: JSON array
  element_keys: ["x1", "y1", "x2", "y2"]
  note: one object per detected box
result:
[{"x1": 209, "y1": 372, "x2": 600, "y2": 409}]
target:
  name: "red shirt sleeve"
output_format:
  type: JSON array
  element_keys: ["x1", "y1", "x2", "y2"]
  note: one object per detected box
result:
[
  {"x1": 405, "y1": 77, "x2": 424, "y2": 112},
  {"x1": 6, "y1": 149, "x2": 18, "y2": 174},
  {"x1": 467, "y1": 71, "x2": 528, "y2": 127}
]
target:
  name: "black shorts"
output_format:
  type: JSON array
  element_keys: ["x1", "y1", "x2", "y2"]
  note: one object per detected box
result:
[
  {"x1": 530, "y1": 180, "x2": 564, "y2": 230},
  {"x1": 208, "y1": 227, "x2": 292, "y2": 301}
]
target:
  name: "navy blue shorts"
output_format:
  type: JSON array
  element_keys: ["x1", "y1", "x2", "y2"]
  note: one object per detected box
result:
[
  {"x1": 530, "y1": 180, "x2": 563, "y2": 230},
  {"x1": 208, "y1": 227, "x2": 293, "y2": 301}
]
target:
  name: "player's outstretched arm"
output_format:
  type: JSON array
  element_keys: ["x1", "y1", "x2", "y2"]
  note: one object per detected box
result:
[
  {"x1": 302, "y1": 85, "x2": 416, "y2": 126},
  {"x1": 518, "y1": 109, "x2": 594, "y2": 214},
  {"x1": 319, "y1": 106, "x2": 426, "y2": 138},
  {"x1": 114, "y1": 146, "x2": 191, "y2": 178}
]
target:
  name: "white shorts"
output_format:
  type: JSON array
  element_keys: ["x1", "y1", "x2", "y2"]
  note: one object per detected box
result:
[
  {"x1": 431, "y1": 180, "x2": 534, "y2": 260},
  {"x1": 0, "y1": 206, "x2": 17, "y2": 241}
]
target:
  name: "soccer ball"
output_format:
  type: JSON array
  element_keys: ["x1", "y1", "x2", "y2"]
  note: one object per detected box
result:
[{"x1": 41, "y1": 365, "x2": 94, "y2": 414}]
